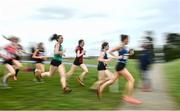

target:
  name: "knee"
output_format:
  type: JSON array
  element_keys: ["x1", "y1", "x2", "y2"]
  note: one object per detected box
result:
[
  {"x1": 129, "y1": 78, "x2": 135, "y2": 84},
  {"x1": 11, "y1": 70, "x2": 16, "y2": 76},
  {"x1": 84, "y1": 69, "x2": 88, "y2": 74},
  {"x1": 35, "y1": 69, "x2": 41, "y2": 73},
  {"x1": 17, "y1": 64, "x2": 23, "y2": 69},
  {"x1": 47, "y1": 73, "x2": 52, "y2": 77}
]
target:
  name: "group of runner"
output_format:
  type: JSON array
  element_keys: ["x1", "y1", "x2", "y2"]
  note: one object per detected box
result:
[{"x1": 0, "y1": 34, "x2": 142, "y2": 105}]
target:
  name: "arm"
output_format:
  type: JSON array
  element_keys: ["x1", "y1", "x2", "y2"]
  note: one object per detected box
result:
[
  {"x1": 20, "y1": 50, "x2": 30, "y2": 54},
  {"x1": 32, "y1": 49, "x2": 43, "y2": 59},
  {"x1": 109, "y1": 45, "x2": 123, "y2": 59},
  {"x1": 54, "y1": 43, "x2": 64, "y2": 56},
  {"x1": 98, "y1": 52, "x2": 112, "y2": 62},
  {"x1": 76, "y1": 50, "x2": 85, "y2": 57}
]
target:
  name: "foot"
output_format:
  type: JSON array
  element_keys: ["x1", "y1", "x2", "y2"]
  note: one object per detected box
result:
[
  {"x1": 13, "y1": 76, "x2": 17, "y2": 81},
  {"x1": 76, "y1": 77, "x2": 85, "y2": 87},
  {"x1": 63, "y1": 86, "x2": 72, "y2": 94},
  {"x1": 123, "y1": 96, "x2": 142, "y2": 105}
]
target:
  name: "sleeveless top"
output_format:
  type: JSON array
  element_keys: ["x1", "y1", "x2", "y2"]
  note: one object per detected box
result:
[
  {"x1": 53, "y1": 44, "x2": 63, "y2": 62},
  {"x1": 99, "y1": 51, "x2": 108, "y2": 65},
  {"x1": 118, "y1": 47, "x2": 128, "y2": 64},
  {"x1": 75, "y1": 46, "x2": 84, "y2": 63}
]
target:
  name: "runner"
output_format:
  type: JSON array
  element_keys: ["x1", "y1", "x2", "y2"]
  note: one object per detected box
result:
[
  {"x1": 66, "y1": 39, "x2": 88, "y2": 86},
  {"x1": 97, "y1": 34, "x2": 142, "y2": 105},
  {"x1": 90, "y1": 42, "x2": 113, "y2": 90},
  {"x1": 40, "y1": 34, "x2": 72, "y2": 93},
  {"x1": 32, "y1": 42, "x2": 47, "y2": 82}
]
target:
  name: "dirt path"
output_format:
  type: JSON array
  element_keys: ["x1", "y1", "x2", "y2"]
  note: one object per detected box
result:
[{"x1": 118, "y1": 64, "x2": 178, "y2": 110}]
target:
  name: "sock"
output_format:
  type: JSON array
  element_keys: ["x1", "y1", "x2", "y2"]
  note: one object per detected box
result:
[{"x1": 15, "y1": 69, "x2": 19, "y2": 77}]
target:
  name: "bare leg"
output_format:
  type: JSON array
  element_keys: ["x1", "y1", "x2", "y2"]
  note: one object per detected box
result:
[
  {"x1": 34, "y1": 63, "x2": 44, "y2": 82},
  {"x1": 90, "y1": 71, "x2": 106, "y2": 90},
  {"x1": 66, "y1": 65, "x2": 77, "y2": 79},
  {"x1": 79, "y1": 64, "x2": 88, "y2": 81},
  {"x1": 41, "y1": 65, "x2": 57, "y2": 77},
  {"x1": 99, "y1": 72, "x2": 120, "y2": 94},
  {"x1": 12, "y1": 60, "x2": 22, "y2": 80},
  {"x1": 58, "y1": 64, "x2": 72, "y2": 93},
  {"x1": 120, "y1": 68, "x2": 135, "y2": 97},
  {"x1": 3, "y1": 64, "x2": 16, "y2": 87},
  {"x1": 58, "y1": 64, "x2": 67, "y2": 89}
]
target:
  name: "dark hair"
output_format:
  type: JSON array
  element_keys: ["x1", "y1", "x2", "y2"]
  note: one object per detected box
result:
[
  {"x1": 37, "y1": 42, "x2": 44, "y2": 52},
  {"x1": 78, "y1": 39, "x2": 84, "y2": 46},
  {"x1": 50, "y1": 34, "x2": 62, "y2": 41},
  {"x1": 120, "y1": 34, "x2": 128, "y2": 42},
  {"x1": 101, "y1": 42, "x2": 109, "y2": 50}
]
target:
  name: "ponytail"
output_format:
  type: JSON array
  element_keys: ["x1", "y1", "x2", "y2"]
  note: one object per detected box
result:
[{"x1": 49, "y1": 34, "x2": 62, "y2": 41}]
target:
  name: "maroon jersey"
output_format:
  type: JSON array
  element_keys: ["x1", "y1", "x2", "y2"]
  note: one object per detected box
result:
[{"x1": 75, "y1": 46, "x2": 84, "y2": 63}]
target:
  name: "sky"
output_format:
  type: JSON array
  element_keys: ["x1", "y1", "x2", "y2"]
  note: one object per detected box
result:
[{"x1": 0, "y1": 0, "x2": 179, "y2": 57}]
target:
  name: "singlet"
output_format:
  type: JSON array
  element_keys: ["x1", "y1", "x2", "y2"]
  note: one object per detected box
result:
[
  {"x1": 118, "y1": 47, "x2": 128, "y2": 64},
  {"x1": 75, "y1": 46, "x2": 84, "y2": 63},
  {"x1": 35, "y1": 48, "x2": 45, "y2": 60},
  {"x1": 4, "y1": 45, "x2": 17, "y2": 59},
  {"x1": 53, "y1": 44, "x2": 63, "y2": 62},
  {"x1": 98, "y1": 51, "x2": 108, "y2": 65}
]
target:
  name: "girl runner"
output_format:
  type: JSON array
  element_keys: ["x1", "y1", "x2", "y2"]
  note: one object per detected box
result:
[
  {"x1": 40, "y1": 34, "x2": 71, "y2": 93},
  {"x1": 97, "y1": 34, "x2": 142, "y2": 105},
  {"x1": 2, "y1": 35, "x2": 24, "y2": 80},
  {"x1": 66, "y1": 39, "x2": 88, "y2": 86},
  {"x1": 1, "y1": 37, "x2": 20, "y2": 88},
  {"x1": 32, "y1": 42, "x2": 47, "y2": 82},
  {"x1": 90, "y1": 42, "x2": 114, "y2": 90}
]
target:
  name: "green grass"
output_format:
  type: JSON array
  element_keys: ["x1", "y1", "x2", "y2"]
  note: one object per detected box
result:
[
  {"x1": 0, "y1": 59, "x2": 140, "y2": 110},
  {"x1": 164, "y1": 59, "x2": 180, "y2": 108}
]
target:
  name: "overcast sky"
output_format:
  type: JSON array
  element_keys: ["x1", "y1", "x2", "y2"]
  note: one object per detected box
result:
[{"x1": 0, "y1": 0, "x2": 179, "y2": 56}]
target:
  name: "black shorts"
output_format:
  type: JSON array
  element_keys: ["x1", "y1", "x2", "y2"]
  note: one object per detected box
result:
[
  {"x1": 14, "y1": 55, "x2": 21, "y2": 61},
  {"x1": 73, "y1": 59, "x2": 83, "y2": 66},
  {"x1": 50, "y1": 59, "x2": 62, "y2": 67},
  {"x1": 35, "y1": 59, "x2": 44, "y2": 64},
  {"x1": 97, "y1": 62, "x2": 107, "y2": 71},
  {"x1": 115, "y1": 62, "x2": 126, "y2": 71},
  {"x1": 3, "y1": 59, "x2": 13, "y2": 65}
]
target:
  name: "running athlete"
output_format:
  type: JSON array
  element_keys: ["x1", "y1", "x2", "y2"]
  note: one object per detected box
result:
[
  {"x1": 1, "y1": 37, "x2": 19, "y2": 88},
  {"x1": 90, "y1": 42, "x2": 114, "y2": 90},
  {"x1": 40, "y1": 34, "x2": 72, "y2": 93},
  {"x1": 32, "y1": 42, "x2": 47, "y2": 82},
  {"x1": 66, "y1": 39, "x2": 88, "y2": 86},
  {"x1": 2, "y1": 35, "x2": 24, "y2": 80},
  {"x1": 97, "y1": 34, "x2": 142, "y2": 105}
]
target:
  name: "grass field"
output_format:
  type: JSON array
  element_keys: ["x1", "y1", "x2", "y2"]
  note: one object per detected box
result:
[
  {"x1": 164, "y1": 59, "x2": 180, "y2": 108},
  {"x1": 0, "y1": 59, "x2": 140, "y2": 110}
]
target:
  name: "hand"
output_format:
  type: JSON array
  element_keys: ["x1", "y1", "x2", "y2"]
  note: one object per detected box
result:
[
  {"x1": 118, "y1": 55, "x2": 123, "y2": 59},
  {"x1": 129, "y1": 49, "x2": 134, "y2": 56},
  {"x1": 43, "y1": 56, "x2": 48, "y2": 60},
  {"x1": 107, "y1": 58, "x2": 113, "y2": 62},
  {"x1": 83, "y1": 50, "x2": 86, "y2": 55}
]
